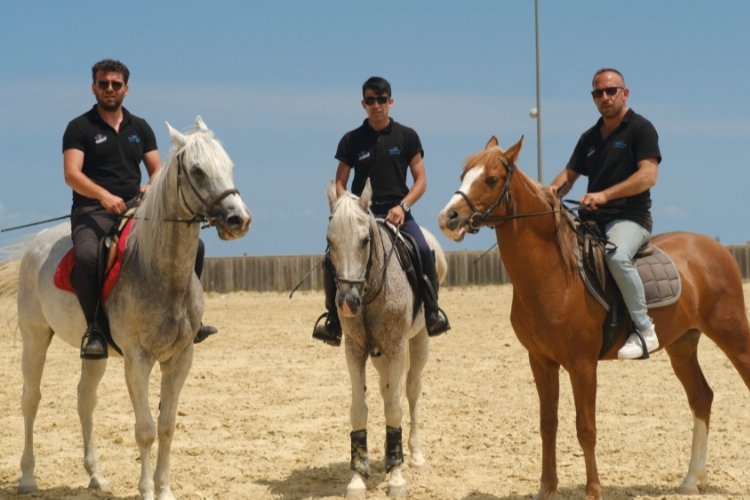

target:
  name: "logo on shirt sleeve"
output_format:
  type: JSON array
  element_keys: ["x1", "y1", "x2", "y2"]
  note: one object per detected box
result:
[
  {"x1": 94, "y1": 134, "x2": 107, "y2": 144},
  {"x1": 357, "y1": 151, "x2": 371, "y2": 161}
]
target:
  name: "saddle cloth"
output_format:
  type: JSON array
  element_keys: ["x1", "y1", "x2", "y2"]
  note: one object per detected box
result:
[{"x1": 54, "y1": 218, "x2": 135, "y2": 302}]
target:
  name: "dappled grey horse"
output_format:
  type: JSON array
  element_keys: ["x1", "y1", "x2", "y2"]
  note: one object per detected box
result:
[
  {"x1": 325, "y1": 179, "x2": 446, "y2": 498},
  {"x1": 13, "y1": 116, "x2": 250, "y2": 500}
]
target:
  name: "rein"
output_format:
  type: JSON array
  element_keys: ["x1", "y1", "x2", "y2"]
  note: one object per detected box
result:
[{"x1": 455, "y1": 157, "x2": 559, "y2": 233}]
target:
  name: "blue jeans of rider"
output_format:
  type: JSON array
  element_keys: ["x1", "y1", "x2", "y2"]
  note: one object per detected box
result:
[{"x1": 604, "y1": 219, "x2": 652, "y2": 332}]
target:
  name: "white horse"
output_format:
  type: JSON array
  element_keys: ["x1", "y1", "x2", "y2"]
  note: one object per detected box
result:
[
  {"x1": 325, "y1": 180, "x2": 446, "y2": 499},
  {"x1": 14, "y1": 116, "x2": 251, "y2": 499}
]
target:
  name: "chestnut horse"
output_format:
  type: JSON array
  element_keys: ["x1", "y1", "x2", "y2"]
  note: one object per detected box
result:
[{"x1": 438, "y1": 136, "x2": 750, "y2": 499}]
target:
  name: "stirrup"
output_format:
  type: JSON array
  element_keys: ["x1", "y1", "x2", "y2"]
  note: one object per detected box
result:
[
  {"x1": 312, "y1": 312, "x2": 342, "y2": 346},
  {"x1": 426, "y1": 306, "x2": 451, "y2": 337},
  {"x1": 80, "y1": 326, "x2": 108, "y2": 360},
  {"x1": 194, "y1": 323, "x2": 219, "y2": 344}
]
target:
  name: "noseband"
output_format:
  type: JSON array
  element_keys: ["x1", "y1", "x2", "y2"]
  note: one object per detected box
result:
[
  {"x1": 175, "y1": 151, "x2": 240, "y2": 225},
  {"x1": 454, "y1": 158, "x2": 516, "y2": 233}
]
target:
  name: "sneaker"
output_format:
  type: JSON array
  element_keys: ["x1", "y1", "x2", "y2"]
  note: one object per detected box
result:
[{"x1": 618, "y1": 324, "x2": 659, "y2": 360}]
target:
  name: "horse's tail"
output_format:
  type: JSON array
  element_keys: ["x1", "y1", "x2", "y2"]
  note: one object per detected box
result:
[{"x1": 0, "y1": 259, "x2": 20, "y2": 299}]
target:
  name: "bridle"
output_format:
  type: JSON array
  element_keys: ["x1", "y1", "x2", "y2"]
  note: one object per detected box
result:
[
  {"x1": 332, "y1": 217, "x2": 397, "y2": 306},
  {"x1": 454, "y1": 157, "x2": 516, "y2": 233},
  {"x1": 172, "y1": 151, "x2": 240, "y2": 225},
  {"x1": 454, "y1": 157, "x2": 559, "y2": 233}
]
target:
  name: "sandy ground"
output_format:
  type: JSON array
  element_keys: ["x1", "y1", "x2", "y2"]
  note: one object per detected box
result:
[{"x1": 0, "y1": 284, "x2": 749, "y2": 500}]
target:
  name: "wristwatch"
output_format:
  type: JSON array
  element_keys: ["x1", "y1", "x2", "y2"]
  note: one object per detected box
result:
[{"x1": 399, "y1": 201, "x2": 411, "y2": 213}]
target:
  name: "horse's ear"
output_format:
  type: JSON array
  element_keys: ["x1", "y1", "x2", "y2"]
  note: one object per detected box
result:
[
  {"x1": 360, "y1": 179, "x2": 373, "y2": 210},
  {"x1": 166, "y1": 121, "x2": 186, "y2": 147},
  {"x1": 327, "y1": 180, "x2": 338, "y2": 211},
  {"x1": 195, "y1": 115, "x2": 208, "y2": 131},
  {"x1": 485, "y1": 136, "x2": 499, "y2": 149},
  {"x1": 504, "y1": 135, "x2": 525, "y2": 164}
]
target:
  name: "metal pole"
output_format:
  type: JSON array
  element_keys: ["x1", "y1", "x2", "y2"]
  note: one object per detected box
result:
[{"x1": 534, "y1": 0, "x2": 543, "y2": 182}]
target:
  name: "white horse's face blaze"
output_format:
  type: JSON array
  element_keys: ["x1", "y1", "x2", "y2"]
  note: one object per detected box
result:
[{"x1": 439, "y1": 166, "x2": 486, "y2": 241}]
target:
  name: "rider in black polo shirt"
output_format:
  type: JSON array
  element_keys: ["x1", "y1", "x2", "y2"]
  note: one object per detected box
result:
[
  {"x1": 64, "y1": 59, "x2": 217, "y2": 359},
  {"x1": 312, "y1": 76, "x2": 450, "y2": 346}
]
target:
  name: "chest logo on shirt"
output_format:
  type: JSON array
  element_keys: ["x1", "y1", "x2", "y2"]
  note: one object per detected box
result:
[
  {"x1": 388, "y1": 146, "x2": 401, "y2": 155},
  {"x1": 94, "y1": 134, "x2": 107, "y2": 145},
  {"x1": 357, "y1": 151, "x2": 371, "y2": 161},
  {"x1": 614, "y1": 139, "x2": 627, "y2": 149},
  {"x1": 128, "y1": 134, "x2": 141, "y2": 144}
]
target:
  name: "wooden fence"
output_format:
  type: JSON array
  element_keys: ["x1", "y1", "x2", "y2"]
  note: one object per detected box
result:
[{"x1": 200, "y1": 244, "x2": 750, "y2": 293}]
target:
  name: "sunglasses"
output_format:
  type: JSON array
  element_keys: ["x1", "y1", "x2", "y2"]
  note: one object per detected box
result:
[
  {"x1": 591, "y1": 87, "x2": 622, "y2": 99},
  {"x1": 97, "y1": 80, "x2": 125, "y2": 91},
  {"x1": 363, "y1": 95, "x2": 389, "y2": 105}
]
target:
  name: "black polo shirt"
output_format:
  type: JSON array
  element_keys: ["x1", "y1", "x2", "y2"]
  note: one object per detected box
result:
[
  {"x1": 335, "y1": 118, "x2": 423, "y2": 205},
  {"x1": 63, "y1": 105, "x2": 158, "y2": 209},
  {"x1": 569, "y1": 109, "x2": 661, "y2": 231}
]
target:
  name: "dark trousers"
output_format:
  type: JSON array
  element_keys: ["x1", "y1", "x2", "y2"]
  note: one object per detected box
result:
[
  {"x1": 370, "y1": 204, "x2": 436, "y2": 273},
  {"x1": 70, "y1": 207, "x2": 206, "y2": 325}
]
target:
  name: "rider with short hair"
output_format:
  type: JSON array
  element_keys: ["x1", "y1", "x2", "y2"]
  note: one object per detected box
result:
[
  {"x1": 63, "y1": 59, "x2": 217, "y2": 359},
  {"x1": 312, "y1": 76, "x2": 450, "y2": 346},
  {"x1": 550, "y1": 67, "x2": 661, "y2": 360}
]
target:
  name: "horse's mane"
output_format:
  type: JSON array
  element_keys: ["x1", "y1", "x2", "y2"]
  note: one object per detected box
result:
[{"x1": 129, "y1": 125, "x2": 232, "y2": 270}]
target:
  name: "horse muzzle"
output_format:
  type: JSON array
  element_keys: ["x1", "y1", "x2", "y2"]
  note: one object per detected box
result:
[
  {"x1": 213, "y1": 206, "x2": 252, "y2": 241},
  {"x1": 337, "y1": 286, "x2": 362, "y2": 317},
  {"x1": 438, "y1": 208, "x2": 467, "y2": 242}
]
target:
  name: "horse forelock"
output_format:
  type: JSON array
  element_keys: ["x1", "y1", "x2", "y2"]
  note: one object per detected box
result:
[{"x1": 461, "y1": 147, "x2": 506, "y2": 180}]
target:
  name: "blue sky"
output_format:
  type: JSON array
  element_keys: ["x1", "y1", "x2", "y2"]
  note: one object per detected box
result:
[{"x1": 1, "y1": 0, "x2": 749, "y2": 258}]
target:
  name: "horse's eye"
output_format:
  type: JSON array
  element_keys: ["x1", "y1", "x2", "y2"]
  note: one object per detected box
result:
[
  {"x1": 361, "y1": 236, "x2": 370, "y2": 248},
  {"x1": 486, "y1": 176, "x2": 499, "y2": 187},
  {"x1": 190, "y1": 166, "x2": 207, "y2": 183}
]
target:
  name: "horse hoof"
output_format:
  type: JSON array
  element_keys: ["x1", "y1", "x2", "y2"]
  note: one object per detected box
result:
[
  {"x1": 345, "y1": 487, "x2": 366, "y2": 500},
  {"x1": 677, "y1": 482, "x2": 700, "y2": 495},
  {"x1": 88, "y1": 476, "x2": 110, "y2": 492},
  {"x1": 387, "y1": 483, "x2": 408, "y2": 497},
  {"x1": 409, "y1": 454, "x2": 428, "y2": 471},
  {"x1": 17, "y1": 481, "x2": 39, "y2": 495}
]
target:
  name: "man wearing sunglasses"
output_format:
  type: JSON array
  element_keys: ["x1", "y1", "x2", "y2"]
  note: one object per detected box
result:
[
  {"x1": 549, "y1": 67, "x2": 661, "y2": 360},
  {"x1": 63, "y1": 59, "x2": 217, "y2": 359},
  {"x1": 312, "y1": 76, "x2": 450, "y2": 346}
]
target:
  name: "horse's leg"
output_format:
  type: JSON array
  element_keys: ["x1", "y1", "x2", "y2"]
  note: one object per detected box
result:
[
  {"x1": 124, "y1": 351, "x2": 157, "y2": 500},
  {"x1": 528, "y1": 353, "x2": 560, "y2": 500},
  {"x1": 566, "y1": 359, "x2": 602, "y2": 500},
  {"x1": 151, "y1": 347, "x2": 193, "y2": 500},
  {"x1": 665, "y1": 329, "x2": 713, "y2": 494},
  {"x1": 406, "y1": 330, "x2": 429, "y2": 470},
  {"x1": 345, "y1": 344, "x2": 369, "y2": 500},
  {"x1": 372, "y1": 350, "x2": 408, "y2": 498},
  {"x1": 18, "y1": 325, "x2": 54, "y2": 494},
  {"x1": 78, "y1": 358, "x2": 110, "y2": 491}
]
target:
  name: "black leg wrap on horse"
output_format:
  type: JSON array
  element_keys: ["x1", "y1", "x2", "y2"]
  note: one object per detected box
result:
[
  {"x1": 384, "y1": 426, "x2": 404, "y2": 472},
  {"x1": 350, "y1": 429, "x2": 370, "y2": 478}
]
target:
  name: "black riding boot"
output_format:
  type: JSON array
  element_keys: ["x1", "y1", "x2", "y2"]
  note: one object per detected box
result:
[
  {"x1": 422, "y1": 264, "x2": 450, "y2": 337},
  {"x1": 312, "y1": 256, "x2": 342, "y2": 346},
  {"x1": 80, "y1": 322, "x2": 107, "y2": 360}
]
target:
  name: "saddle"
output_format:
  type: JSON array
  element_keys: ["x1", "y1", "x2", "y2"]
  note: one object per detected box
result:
[
  {"x1": 378, "y1": 220, "x2": 425, "y2": 318},
  {"x1": 568, "y1": 216, "x2": 681, "y2": 358},
  {"x1": 54, "y1": 212, "x2": 135, "y2": 356}
]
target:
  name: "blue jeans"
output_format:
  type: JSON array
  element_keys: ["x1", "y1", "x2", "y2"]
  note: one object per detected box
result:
[{"x1": 604, "y1": 219, "x2": 652, "y2": 331}]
